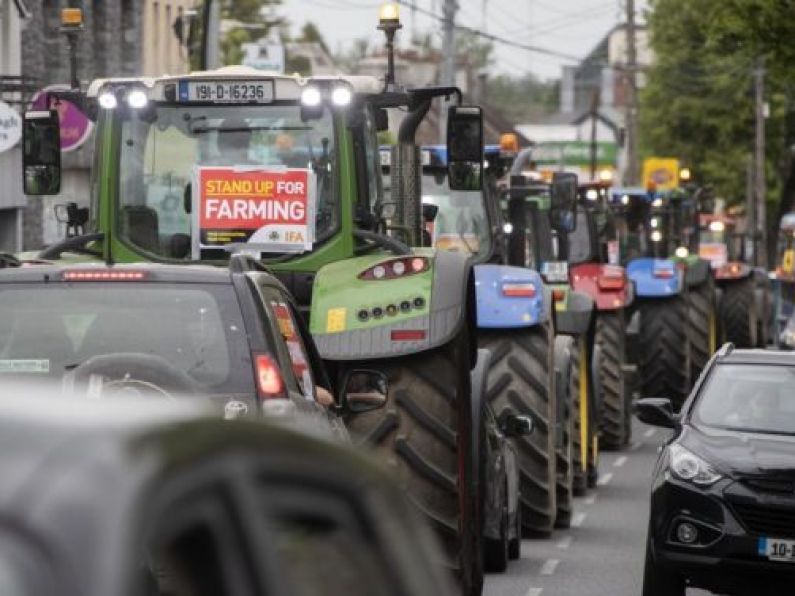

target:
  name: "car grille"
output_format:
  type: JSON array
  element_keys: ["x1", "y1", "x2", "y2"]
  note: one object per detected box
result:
[
  {"x1": 742, "y1": 478, "x2": 795, "y2": 494},
  {"x1": 731, "y1": 502, "x2": 795, "y2": 538}
]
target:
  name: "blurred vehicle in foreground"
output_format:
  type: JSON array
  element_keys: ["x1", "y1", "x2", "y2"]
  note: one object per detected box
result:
[
  {"x1": 0, "y1": 258, "x2": 386, "y2": 440},
  {"x1": 637, "y1": 344, "x2": 795, "y2": 595},
  {"x1": 0, "y1": 394, "x2": 453, "y2": 596}
]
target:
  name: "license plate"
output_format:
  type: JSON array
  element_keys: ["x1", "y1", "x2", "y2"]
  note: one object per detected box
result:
[
  {"x1": 178, "y1": 80, "x2": 274, "y2": 104},
  {"x1": 542, "y1": 261, "x2": 569, "y2": 283},
  {"x1": 759, "y1": 537, "x2": 795, "y2": 562}
]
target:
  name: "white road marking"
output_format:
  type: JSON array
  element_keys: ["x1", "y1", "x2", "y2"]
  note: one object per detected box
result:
[
  {"x1": 614, "y1": 455, "x2": 628, "y2": 467},
  {"x1": 644, "y1": 428, "x2": 656, "y2": 438},
  {"x1": 525, "y1": 588, "x2": 543, "y2": 596},
  {"x1": 540, "y1": 559, "x2": 560, "y2": 575},
  {"x1": 572, "y1": 511, "x2": 587, "y2": 527},
  {"x1": 584, "y1": 493, "x2": 597, "y2": 505},
  {"x1": 598, "y1": 472, "x2": 614, "y2": 486},
  {"x1": 557, "y1": 535, "x2": 573, "y2": 549},
  {"x1": 630, "y1": 441, "x2": 643, "y2": 451}
]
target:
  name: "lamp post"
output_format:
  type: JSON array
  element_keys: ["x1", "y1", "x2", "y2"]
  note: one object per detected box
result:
[{"x1": 377, "y1": 3, "x2": 402, "y2": 91}]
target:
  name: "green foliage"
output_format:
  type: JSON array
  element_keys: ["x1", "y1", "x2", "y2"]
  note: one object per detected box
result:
[
  {"x1": 640, "y1": 0, "x2": 795, "y2": 207},
  {"x1": 484, "y1": 74, "x2": 559, "y2": 123},
  {"x1": 218, "y1": 0, "x2": 282, "y2": 66}
]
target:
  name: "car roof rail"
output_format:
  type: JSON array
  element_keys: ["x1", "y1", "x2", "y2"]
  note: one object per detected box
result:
[
  {"x1": 229, "y1": 253, "x2": 269, "y2": 274},
  {"x1": 717, "y1": 342, "x2": 735, "y2": 357}
]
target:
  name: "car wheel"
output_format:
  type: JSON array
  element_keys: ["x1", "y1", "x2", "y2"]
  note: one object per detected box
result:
[
  {"x1": 642, "y1": 537, "x2": 685, "y2": 596},
  {"x1": 484, "y1": 512, "x2": 509, "y2": 573},
  {"x1": 508, "y1": 508, "x2": 521, "y2": 560}
]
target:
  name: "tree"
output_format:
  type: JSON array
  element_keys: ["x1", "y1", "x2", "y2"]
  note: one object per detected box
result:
[
  {"x1": 640, "y1": 0, "x2": 795, "y2": 264},
  {"x1": 218, "y1": 0, "x2": 282, "y2": 66}
]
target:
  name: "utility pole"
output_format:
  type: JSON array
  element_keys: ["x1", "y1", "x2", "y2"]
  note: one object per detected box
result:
[
  {"x1": 624, "y1": 0, "x2": 639, "y2": 185},
  {"x1": 440, "y1": 0, "x2": 458, "y2": 141},
  {"x1": 201, "y1": 0, "x2": 221, "y2": 70},
  {"x1": 754, "y1": 57, "x2": 767, "y2": 267}
]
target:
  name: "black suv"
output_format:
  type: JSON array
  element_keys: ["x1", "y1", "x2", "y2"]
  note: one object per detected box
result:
[
  {"x1": 637, "y1": 344, "x2": 795, "y2": 595},
  {"x1": 0, "y1": 256, "x2": 383, "y2": 438}
]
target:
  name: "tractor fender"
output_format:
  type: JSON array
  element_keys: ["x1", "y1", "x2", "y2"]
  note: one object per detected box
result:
[
  {"x1": 474, "y1": 263, "x2": 547, "y2": 328},
  {"x1": 554, "y1": 289, "x2": 595, "y2": 336},
  {"x1": 569, "y1": 263, "x2": 631, "y2": 311},
  {"x1": 627, "y1": 258, "x2": 683, "y2": 297},
  {"x1": 311, "y1": 250, "x2": 476, "y2": 363},
  {"x1": 685, "y1": 258, "x2": 711, "y2": 287}
]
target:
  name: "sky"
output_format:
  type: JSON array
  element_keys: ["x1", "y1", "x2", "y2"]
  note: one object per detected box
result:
[{"x1": 277, "y1": 0, "x2": 649, "y2": 81}]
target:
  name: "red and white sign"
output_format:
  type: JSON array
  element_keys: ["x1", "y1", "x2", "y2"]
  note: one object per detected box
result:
[
  {"x1": 699, "y1": 242, "x2": 728, "y2": 269},
  {"x1": 193, "y1": 167, "x2": 315, "y2": 256}
]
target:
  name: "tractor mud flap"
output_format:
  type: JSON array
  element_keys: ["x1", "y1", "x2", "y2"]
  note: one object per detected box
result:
[
  {"x1": 685, "y1": 258, "x2": 711, "y2": 287},
  {"x1": 554, "y1": 290, "x2": 594, "y2": 336}
]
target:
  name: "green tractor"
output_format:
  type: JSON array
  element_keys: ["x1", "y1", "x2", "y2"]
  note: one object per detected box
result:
[{"x1": 21, "y1": 10, "x2": 490, "y2": 595}]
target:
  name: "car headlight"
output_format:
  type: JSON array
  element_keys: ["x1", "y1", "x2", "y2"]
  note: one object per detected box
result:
[{"x1": 669, "y1": 443, "x2": 722, "y2": 486}]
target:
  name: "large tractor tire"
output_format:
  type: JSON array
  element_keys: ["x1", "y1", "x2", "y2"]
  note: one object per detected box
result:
[
  {"x1": 345, "y1": 331, "x2": 482, "y2": 596},
  {"x1": 479, "y1": 323, "x2": 556, "y2": 538},
  {"x1": 594, "y1": 311, "x2": 629, "y2": 450},
  {"x1": 688, "y1": 279, "x2": 717, "y2": 383},
  {"x1": 569, "y1": 336, "x2": 594, "y2": 496},
  {"x1": 639, "y1": 296, "x2": 691, "y2": 409},
  {"x1": 720, "y1": 277, "x2": 758, "y2": 348}
]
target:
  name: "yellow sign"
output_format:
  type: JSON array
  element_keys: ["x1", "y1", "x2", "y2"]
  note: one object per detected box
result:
[
  {"x1": 643, "y1": 157, "x2": 680, "y2": 191},
  {"x1": 326, "y1": 308, "x2": 347, "y2": 333},
  {"x1": 782, "y1": 249, "x2": 795, "y2": 275}
]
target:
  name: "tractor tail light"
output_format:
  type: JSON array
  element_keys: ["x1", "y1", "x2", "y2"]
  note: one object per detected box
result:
[
  {"x1": 255, "y1": 354, "x2": 286, "y2": 400},
  {"x1": 502, "y1": 282, "x2": 536, "y2": 298},
  {"x1": 359, "y1": 257, "x2": 429, "y2": 280},
  {"x1": 598, "y1": 266, "x2": 625, "y2": 290},
  {"x1": 552, "y1": 289, "x2": 566, "y2": 302},
  {"x1": 391, "y1": 330, "x2": 427, "y2": 342},
  {"x1": 716, "y1": 263, "x2": 746, "y2": 279}
]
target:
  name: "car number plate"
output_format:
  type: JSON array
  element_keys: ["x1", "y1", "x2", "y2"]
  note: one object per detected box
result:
[
  {"x1": 178, "y1": 80, "x2": 274, "y2": 104},
  {"x1": 759, "y1": 537, "x2": 795, "y2": 562}
]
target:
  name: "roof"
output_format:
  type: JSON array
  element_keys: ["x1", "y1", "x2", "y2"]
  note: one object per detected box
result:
[
  {"x1": 0, "y1": 262, "x2": 235, "y2": 284},
  {"x1": 718, "y1": 348, "x2": 795, "y2": 366}
]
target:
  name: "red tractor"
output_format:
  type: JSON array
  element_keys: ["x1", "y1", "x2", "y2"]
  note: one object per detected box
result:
[{"x1": 569, "y1": 181, "x2": 634, "y2": 450}]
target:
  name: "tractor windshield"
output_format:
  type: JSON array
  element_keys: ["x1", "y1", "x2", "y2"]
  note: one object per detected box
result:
[
  {"x1": 422, "y1": 171, "x2": 492, "y2": 259},
  {"x1": 117, "y1": 104, "x2": 337, "y2": 259}
]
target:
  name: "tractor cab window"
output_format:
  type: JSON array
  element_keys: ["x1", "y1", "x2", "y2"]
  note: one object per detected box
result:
[
  {"x1": 117, "y1": 104, "x2": 338, "y2": 260},
  {"x1": 422, "y1": 171, "x2": 492, "y2": 260}
]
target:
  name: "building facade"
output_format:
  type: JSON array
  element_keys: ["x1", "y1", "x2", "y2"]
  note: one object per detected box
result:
[{"x1": 18, "y1": 0, "x2": 193, "y2": 250}]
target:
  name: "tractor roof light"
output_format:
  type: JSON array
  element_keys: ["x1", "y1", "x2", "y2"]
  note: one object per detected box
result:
[
  {"x1": 126, "y1": 89, "x2": 149, "y2": 109},
  {"x1": 60, "y1": 7, "x2": 83, "y2": 28},
  {"x1": 709, "y1": 220, "x2": 725, "y2": 232},
  {"x1": 599, "y1": 168, "x2": 614, "y2": 183},
  {"x1": 301, "y1": 86, "x2": 322, "y2": 107},
  {"x1": 500, "y1": 133, "x2": 519, "y2": 154},
  {"x1": 98, "y1": 91, "x2": 118, "y2": 110},
  {"x1": 331, "y1": 85, "x2": 352, "y2": 107},
  {"x1": 378, "y1": 3, "x2": 400, "y2": 26},
  {"x1": 378, "y1": 3, "x2": 402, "y2": 89}
]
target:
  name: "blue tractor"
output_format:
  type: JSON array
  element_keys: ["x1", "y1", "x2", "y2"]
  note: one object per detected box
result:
[
  {"x1": 609, "y1": 187, "x2": 716, "y2": 409},
  {"x1": 382, "y1": 143, "x2": 578, "y2": 538}
]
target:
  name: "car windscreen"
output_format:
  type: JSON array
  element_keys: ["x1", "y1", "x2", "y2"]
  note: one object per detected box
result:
[
  {"x1": 422, "y1": 171, "x2": 491, "y2": 259},
  {"x1": 118, "y1": 104, "x2": 337, "y2": 260},
  {"x1": 0, "y1": 283, "x2": 254, "y2": 396},
  {"x1": 693, "y1": 364, "x2": 795, "y2": 435}
]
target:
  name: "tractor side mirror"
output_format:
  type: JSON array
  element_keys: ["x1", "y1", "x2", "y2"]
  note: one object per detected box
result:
[
  {"x1": 422, "y1": 203, "x2": 439, "y2": 223},
  {"x1": 374, "y1": 108, "x2": 389, "y2": 132},
  {"x1": 23, "y1": 110, "x2": 61, "y2": 195},
  {"x1": 447, "y1": 105, "x2": 483, "y2": 192},
  {"x1": 550, "y1": 171, "x2": 578, "y2": 233}
]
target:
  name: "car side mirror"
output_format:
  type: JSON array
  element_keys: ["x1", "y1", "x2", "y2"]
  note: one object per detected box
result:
[
  {"x1": 341, "y1": 370, "x2": 388, "y2": 414},
  {"x1": 634, "y1": 397, "x2": 677, "y2": 429},
  {"x1": 23, "y1": 110, "x2": 61, "y2": 195},
  {"x1": 499, "y1": 411, "x2": 534, "y2": 437},
  {"x1": 550, "y1": 171, "x2": 578, "y2": 233},
  {"x1": 447, "y1": 105, "x2": 483, "y2": 192}
]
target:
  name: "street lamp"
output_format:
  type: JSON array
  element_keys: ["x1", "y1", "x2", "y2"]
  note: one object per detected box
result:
[{"x1": 378, "y1": 3, "x2": 402, "y2": 90}]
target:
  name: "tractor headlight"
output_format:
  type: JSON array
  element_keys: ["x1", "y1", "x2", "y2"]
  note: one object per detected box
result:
[
  {"x1": 126, "y1": 89, "x2": 148, "y2": 109},
  {"x1": 98, "y1": 91, "x2": 118, "y2": 110},
  {"x1": 669, "y1": 444, "x2": 722, "y2": 486},
  {"x1": 301, "y1": 87, "x2": 322, "y2": 107},
  {"x1": 675, "y1": 246, "x2": 689, "y2": 258},
  {"x1": 331, "y1": 86, "x2": 352, "y2": 106}
]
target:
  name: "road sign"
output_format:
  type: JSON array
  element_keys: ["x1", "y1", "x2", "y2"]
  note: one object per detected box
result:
[
  {"x1": 31, "y1": 87, "x2": 92, "y2": 153},
  {"x1": 0, "y1": 102, "x2": 22, "y2": 153},
  {"x1": 642, "y1": 157, "x2": 680, "y2": 191}
]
